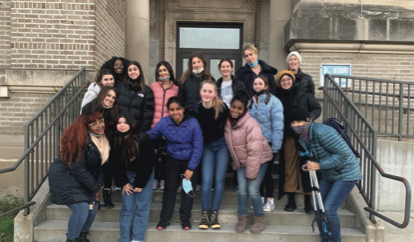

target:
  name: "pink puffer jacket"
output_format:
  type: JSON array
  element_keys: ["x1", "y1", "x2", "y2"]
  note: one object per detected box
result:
[
  {"x1": 224, "y1": 112, "x2": 273, "y2": 180},
  {"x1": 150, "y1": 80, "x2": 179, "y2": 128}
]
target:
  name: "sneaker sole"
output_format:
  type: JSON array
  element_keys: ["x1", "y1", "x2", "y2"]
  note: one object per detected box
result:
[
  {"x1": 198, "y1": 225, "x2": 208, "y2": 229},
  {"x1": 211, "y1": 225, "x2": 221, "y2": 229},
  {"x1": 182, "y1": 227, "x2": 191, "y2": 230},
  {"x1": 157, "y1": 227, "x2": 167, "y2": 230}
]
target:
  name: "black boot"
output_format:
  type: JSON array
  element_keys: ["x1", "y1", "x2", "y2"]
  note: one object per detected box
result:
[
  {"x1": 304, "y1": 194, "x2": 314, "y2": 214},
  {"x1": 78, "y1": 231, "x2": 90, "y2": 242},
  {"x1": 66, "y1": 239, "x2": 78, "y2": 242},
  {"x1": 284, "y1": 192, "x2": 297, "y2": 212},
  {"x1": 103, "y1": 188, "x2": 114, "y2": 208}
]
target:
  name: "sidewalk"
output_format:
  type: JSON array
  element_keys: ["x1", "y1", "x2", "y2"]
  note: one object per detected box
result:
[{"x1": 382, "y1": 212, "x2": 414, "y2": 242}]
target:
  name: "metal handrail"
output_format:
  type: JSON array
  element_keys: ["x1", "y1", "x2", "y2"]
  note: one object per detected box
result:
[
  {"x1": 323, "y1": 74, "x2": 411, "y2": 228},
  {"x1": 0, "y1": 68, "x2": 88, "y2": 216},
  {"x1": 327, "y1": 74, "x2": 414, "y2": 141}
]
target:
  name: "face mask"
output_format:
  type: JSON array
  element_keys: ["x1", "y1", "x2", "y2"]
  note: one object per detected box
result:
[
  {"x1": 159, "y1": 76, "x2": 170, "y2": 82},
  {"x1": 181, "y1": 175, "x2": 195, "y2": 198},
  {"x1": 89, "y1": 132, "x2": 102, "y2": 138},
  {"x1": 116, "y1": 129, "x2": 131, "y2": 137},
  {"x1": 292, "y1": 124, "x2": 305, "y2": 134},
  {"x1": 192, "y1": 67, "x2": 204, "y2": 75},
  {"x1": 253, "y1": 90, "x2": 265, "y2": 96},
  {"x1": 248, "y1": 60, "x2": 258, "y2": 68}
]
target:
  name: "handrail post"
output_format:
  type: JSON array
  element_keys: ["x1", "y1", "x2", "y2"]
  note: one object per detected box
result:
[
  {"x1": 24, "y1": 124, "x2": 30, "y2": 215},
  {"x1": 398, "y1": 84, "x2": 403, "y2": 141}
]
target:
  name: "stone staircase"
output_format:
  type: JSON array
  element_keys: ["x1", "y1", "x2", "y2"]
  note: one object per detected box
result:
[{"x1": 33, "y1": 161, "x2": 366, "y2": 242}]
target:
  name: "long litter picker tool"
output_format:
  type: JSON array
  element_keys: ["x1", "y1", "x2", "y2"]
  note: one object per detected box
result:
[{"x1": 309, "y1": 164, "x2": 331, "y2": 236}]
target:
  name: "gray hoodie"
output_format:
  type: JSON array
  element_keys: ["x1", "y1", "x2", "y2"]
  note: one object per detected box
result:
[{"x1": 81, "y1": 83, "x2": 101, "y2": 110}]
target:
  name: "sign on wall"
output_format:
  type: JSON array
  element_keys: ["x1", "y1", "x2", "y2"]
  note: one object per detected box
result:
[{"x1": 320, "y1": 64, "x2": 351, "y2": 87}]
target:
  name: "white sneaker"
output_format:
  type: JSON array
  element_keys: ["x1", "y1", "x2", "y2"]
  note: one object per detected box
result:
[
  {"x1": 263, "y1": 198, "x2": 275, "y2": 212},
  {"x1": 159, "y1": 180, "x2": 165, "y2": 190},
  {"x1": 153, "y1": 180, "x2": 159, "y2": 190},
  {"x1": 251, "y1": 197, "x2": 266, "y2": 209}
]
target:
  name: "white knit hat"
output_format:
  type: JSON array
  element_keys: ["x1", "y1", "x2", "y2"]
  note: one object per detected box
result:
[{"x1": 286, "y1": 51, "x2": 302, "y2": 66}]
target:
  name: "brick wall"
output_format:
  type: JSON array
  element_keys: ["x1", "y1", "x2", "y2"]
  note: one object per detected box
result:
[
  {"x1": 300, "y1": 52, "x2": 414, "y2": 87},
  {"x1": 95, "y1": 0, "x2": 126, "y2": 69},
  {"x1": 0, "y1": 0, "x2": 11, "y2": 69},
  {"x1": 5, "y1": 0, "x2": 126, "y2": 71},
  {"x1": 0, "y1": 93, "x2": 54, "y2": 135}
]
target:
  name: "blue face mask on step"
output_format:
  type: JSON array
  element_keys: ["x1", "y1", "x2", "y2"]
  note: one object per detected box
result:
[{"x1": 181, "y1": 174, "x2": 195, "y2": 198}]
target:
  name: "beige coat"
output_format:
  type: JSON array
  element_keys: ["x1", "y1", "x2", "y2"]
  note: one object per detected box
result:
[{"x1": 224, "y1": 112, "x2": 273, "y2": 180}]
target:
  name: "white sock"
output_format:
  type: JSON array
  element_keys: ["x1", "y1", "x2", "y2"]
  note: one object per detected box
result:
[{"x1": 268, "y1": 198, "x2": 274, "y2": 205}]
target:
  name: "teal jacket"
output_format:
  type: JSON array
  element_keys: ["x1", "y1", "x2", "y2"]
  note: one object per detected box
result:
[{"x1": 298, "y1": 123, "x2": 362, "y2": 182}]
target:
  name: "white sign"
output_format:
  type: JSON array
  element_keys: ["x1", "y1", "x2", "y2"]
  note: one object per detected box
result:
[{"x1": 320, "y1": 64, "x2": 351, "y2": 87}]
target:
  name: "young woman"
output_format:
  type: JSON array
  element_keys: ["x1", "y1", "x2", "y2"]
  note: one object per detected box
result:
[
  {"x1": 81, "y1": 69, "x2": 115, "y2": 109},
  {"x1": 236, "y1": 45, "x2": 278, "y2": 96},
  {"x1": 111, "y1": 113, "x2": 155, "y2": 242},
  {"x1": 224, "y1": 91, "x2": 273, "y2": 234},
  {"x1": 216, "y1": 58, "x2": 247, "y2": 108},
  {"x1": 49, "y1": 112, "x2": 110, "y2": 242},
  {"x1": 193, "y1": 80, "x2": 229, "y2": 229},
  {"x1": 116, "y1": 61, "x2": 155, "y2": 133},
  {"x1": 286, "y1": 51, "x2": 315, "y2": 95},
  {"x1": 147, "y1": 97, "x2": 203, "y2": 231},
  {"x1": 100, "y1": 57, "x2": 130, "y2": 83},
  {"x1": 292, "y1": 106, "x2": 362, "y2": 242},
  {"x1": 150, "y1": 61, "x2": 179, "y2": 190},
  {"x1": 179, "y1": 52, "x2": 214, "y2": 116},
  {"x1": 247, "y1": 75, "x2": 284, "y2": 212},
  {"x1": 275, "y1": 70, "x2": 321, "y2": 214},
  {"x1": 82, "y1": 86, "x2": 118, "y2": 208}
]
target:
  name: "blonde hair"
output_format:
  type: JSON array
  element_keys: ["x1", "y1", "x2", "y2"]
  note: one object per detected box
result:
[
  {"x1": 200, "y1": 80, "x2": 224, "y2": 120},
  {"x1": 243, "y1": 44, "x2": 258, "y2": 56}
]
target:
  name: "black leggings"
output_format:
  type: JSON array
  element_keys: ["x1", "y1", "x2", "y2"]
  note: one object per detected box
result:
[
  {"x1": 153, "y1": 138, "x2": 167, "y2": 181},
  {"x1": 260, "y1": 153, "x2": 276, "y2": 198}
]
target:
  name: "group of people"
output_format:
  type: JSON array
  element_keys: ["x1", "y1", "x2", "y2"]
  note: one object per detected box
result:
[{"x1": 49, "y1": 45, "x2": 362, "y2": 242}]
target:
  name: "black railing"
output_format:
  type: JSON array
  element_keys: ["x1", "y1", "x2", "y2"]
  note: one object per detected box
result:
[
  {"x1": 323, "y1": 74, "x2": 411, "y2": 228},
  {"x1": 0, "y1": 68, "x2": 89, "y2": 216}
]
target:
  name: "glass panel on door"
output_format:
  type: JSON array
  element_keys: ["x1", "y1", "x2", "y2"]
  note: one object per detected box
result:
[{"x1": 179, "y1": 28, "x2": 240, "y2": 49}]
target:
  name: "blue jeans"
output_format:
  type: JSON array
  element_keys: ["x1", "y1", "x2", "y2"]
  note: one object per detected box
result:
[
  {"x1": 119, "y1": 170, "x2": 154, "y2": 242},
  {"x1": 317, "y1": 179, "x2": 357, "y2": 242},
  {"x1": 237, "y1": 163, "x2": 268, "y2": 217},
  {"x1": 201, "y1": 137, "x2": 230, "y2": 211},
  {"x1": 66, "y1": 201, "x2": 99, "y2": 240}
]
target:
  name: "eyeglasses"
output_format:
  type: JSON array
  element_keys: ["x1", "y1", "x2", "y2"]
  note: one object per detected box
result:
[{"x1": 88, "y1": 119, "x2": 104, "y2": 127}]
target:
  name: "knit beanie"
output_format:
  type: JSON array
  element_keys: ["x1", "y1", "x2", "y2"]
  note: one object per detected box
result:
[
  {"x1": 275, "y1": 70, "x2": 296, "y2": 88},
  {"x1": 286, "y1": 51, "x2": 302, "y2": 66},
  {"x1": 290, "y1": 106, "x2": 310, "y2": 122}
]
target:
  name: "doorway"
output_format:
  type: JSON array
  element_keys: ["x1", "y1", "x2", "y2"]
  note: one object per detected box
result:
[{"x1": 176, "y1": 22, "x2": 243, "y2": 80}]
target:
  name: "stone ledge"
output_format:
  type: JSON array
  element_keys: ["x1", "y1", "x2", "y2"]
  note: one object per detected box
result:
[{"x1": 289, "y1": 42, "x2": 414, "y2": 54}]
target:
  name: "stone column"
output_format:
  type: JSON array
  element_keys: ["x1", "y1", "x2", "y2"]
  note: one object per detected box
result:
[
  {"x1": 126, "y1": 0, "x2": 150, "y2": 82},
  {"x1": 268, "y1": 0, "x2": 293, "y2": 71}
]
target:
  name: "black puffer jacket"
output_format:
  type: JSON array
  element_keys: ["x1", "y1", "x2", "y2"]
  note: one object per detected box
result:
[
  {"x1": 116, "y1": 81, "x2": 155, "y2": 132},
  {"x1": 236, "y1": 60, "x2": 278, "y2": 96},
  {"x1": 294, "y1": 68, "x2": 315, "y2": 95},
  {"x1": 216, "y1": 75, "x2": 247, "y2": 98},
  {"x1": 111, "y1": 132, "x2": 155, "y2": 189},
  {"x1": 178, "y1": 72, "x2": 215, "y2": 116},
  {"x1": 49, "y1": 135, "x2": 105, "y2": 205}
]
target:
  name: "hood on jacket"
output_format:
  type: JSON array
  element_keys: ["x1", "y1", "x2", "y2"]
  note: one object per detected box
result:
[{"x1": 88, "y1": 83, "x2": 101, "y2": 94}]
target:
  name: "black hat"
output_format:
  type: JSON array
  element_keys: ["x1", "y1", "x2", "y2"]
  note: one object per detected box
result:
[{"x1": 290, "y1": 106, "x2": 310, "y2": 122}]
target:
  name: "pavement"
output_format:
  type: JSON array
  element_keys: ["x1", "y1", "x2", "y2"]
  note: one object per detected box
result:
[{"x1": 381, "y1": 212, "x2": 414, "y2": 242}]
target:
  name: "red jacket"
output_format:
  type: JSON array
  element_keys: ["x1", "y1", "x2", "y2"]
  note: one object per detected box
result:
[
  {"x1": 150, "y1": 80, "x2": 179, "y2": 128},
  {"x1": 224, "y1": 112, "x2": 273, "y2": 180}
]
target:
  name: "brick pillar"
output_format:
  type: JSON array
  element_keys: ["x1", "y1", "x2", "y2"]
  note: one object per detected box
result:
[
  {"x1": 126, "y1": 0, "x2": 150, "y2": 82},
  {"x1": 268, "y1": 0, "x2": 292, "y2": 71}
]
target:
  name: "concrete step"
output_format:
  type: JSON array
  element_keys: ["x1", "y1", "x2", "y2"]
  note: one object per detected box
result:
[
  {"x1": 46, "y1": 203, "x2": 356, "y2": 228},
  {"x1": 34, "y1": 220, "x2": 365, "y2": 242},
  {"x1": 111, "y1": 188, "x2": 336, "y2": 207}
]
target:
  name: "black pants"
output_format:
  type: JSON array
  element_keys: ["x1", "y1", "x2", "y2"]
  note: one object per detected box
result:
[
  {"x1": 154, "y1": 138, "x2": 167, "y2": 181},
  {"x1": 260, "y1": 150, "x2": 276, "y2": 198},
  {"x1": 160, "y1": 155, "x2": 199, "y2": 221},
  {"x1": 104, "y1": 163, "x2": 112, "y2": 189}
]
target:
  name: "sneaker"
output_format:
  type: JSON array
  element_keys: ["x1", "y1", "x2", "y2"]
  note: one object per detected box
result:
[
  {"x1": 159, "y1": 180, "x2": 165, "y2": 190},
  {"x1": 210, "y1": 210, "x2": 221, "y2": 229},
  {"x1": 156, "y1": 220, "x2": 170, "y2": 230},
  {"x1": 198, "y1": 210, "x2": 210, "y2": 229},
  {"x1": 263, "y1": 198, "x2": 275, "y2": 212},
  {"x1": 153, "y1": 180, "x2": 159, "y2": 190},
  {"x1": 181, "y1": 220, "x2": 192, "y2": 230}
]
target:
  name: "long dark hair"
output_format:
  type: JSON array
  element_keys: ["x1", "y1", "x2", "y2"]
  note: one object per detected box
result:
[
  {"x1": 91, "y1": 86, "x2": 119, "y2": 126},
  {"x1": 180, "y1": 52, "x2": 213, "y2": 83},
  {"x1": 113, "y1": 113, "x2": 140, "y2": 162},
  {"x1": 155, "y1": 61, "x2": 179, "y2": 86},
  {"x1": 60, "y1": 112, "x2": 108, "y2": 166},
  {"x1": 248, "y1": 75, "x2": 271, "y2": 109},
  {"x1": 93, "y1": 69, "x2": 114, "y2": 88},
  {"x1": 125, "y1": 61, "x2": 146, "y2": 92}
]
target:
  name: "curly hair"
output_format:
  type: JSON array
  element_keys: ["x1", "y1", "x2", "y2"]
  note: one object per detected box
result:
[{"x1": 100, "y1": 57, "x2": 130, "y2": 82}]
